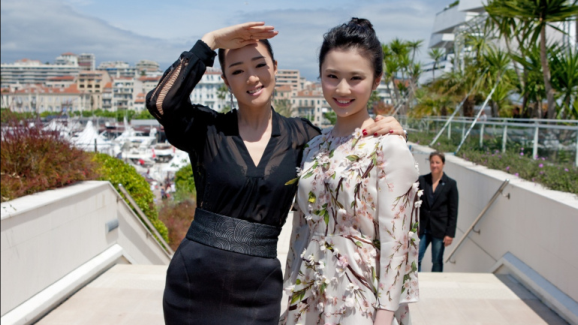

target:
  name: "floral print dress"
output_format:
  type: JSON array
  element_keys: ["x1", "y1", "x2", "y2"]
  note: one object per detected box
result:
[{"x1": 281, "y1": 128, "x2": 422, "y2": 325}]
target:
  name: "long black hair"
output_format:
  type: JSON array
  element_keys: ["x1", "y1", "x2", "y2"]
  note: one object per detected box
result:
[{"x1": 319, "y1": 17, "x2": 383, "y2": 80}]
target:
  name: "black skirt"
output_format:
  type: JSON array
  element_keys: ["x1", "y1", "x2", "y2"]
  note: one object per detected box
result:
[{"x1": 163, "y1": 237, "x2": 283, "y2": 325}]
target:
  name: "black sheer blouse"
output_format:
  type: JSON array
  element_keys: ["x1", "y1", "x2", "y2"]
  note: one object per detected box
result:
[{"x1": 146, "y1": 40, "x2": 320, "y2": 227}]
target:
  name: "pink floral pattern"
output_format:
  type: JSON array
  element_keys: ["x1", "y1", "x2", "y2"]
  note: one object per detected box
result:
[{"x1": 281, "y1": 128, "x2": 422, "y2": 325}]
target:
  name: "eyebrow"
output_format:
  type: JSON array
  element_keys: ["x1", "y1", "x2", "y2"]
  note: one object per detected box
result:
[
  {"x1": 325, "y1": 68, "x2": 366, "y2": 75},
  {"x1": 228, "y1": 56, "x2": 266, "y2": 68}
]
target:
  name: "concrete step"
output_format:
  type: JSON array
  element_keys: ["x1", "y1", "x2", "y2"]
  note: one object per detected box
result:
[{"x1": 36, "y1": 265, "x2": 567, "y2": 325}]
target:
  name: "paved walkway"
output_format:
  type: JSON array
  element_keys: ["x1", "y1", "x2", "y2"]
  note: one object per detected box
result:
[{"x1": 37, "y1": 213, "x2": 568, "y2": 325}]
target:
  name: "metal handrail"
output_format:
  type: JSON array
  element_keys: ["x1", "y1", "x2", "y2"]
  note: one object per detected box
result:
[
  {"x1": 455, "y1": 72, "x2": 503, "y2": 153},
  {"x1": 118, "y1": 183, "x2": 174, "y2": 257},
  {"x1": 446, "y1": 179, "x2": 510, "y2": 264},
  {"x1": 429, "y1": 71, "x2": 488, "y2": 147}
]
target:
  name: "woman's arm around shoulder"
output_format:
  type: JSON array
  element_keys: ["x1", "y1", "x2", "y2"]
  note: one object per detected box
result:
[{"x1": 374, "y1": 134, "x2": 421, "y2": 311}]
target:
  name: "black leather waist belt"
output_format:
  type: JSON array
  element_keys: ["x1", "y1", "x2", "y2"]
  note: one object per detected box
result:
[{"x1": 186, "y1": 208, "x2": 282, "y2": 259}]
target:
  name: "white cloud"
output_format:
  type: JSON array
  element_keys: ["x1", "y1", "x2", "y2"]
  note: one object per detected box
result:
[
  {"x1": 1, "y1": 0, "x2": 448, "y2": 80},
  {"x1": 1, "y1": 0, "x2": 189, "y2": 68},
  {"x1": 236, "y1": 1, "x2": 442, "y2": 79}
]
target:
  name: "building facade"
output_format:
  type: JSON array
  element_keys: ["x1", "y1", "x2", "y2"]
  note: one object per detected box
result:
[
  {"x1": 1, "y1": 84, "x2": 90, "y2": 113},
  {"x1": 189, "y1": 68, "x2": 233, "y2": 112},
  {"x1": 276, "y1": 69, "x2": 301, "y2": 90},
  {"x1": 78, "y1": 53, "x2": 96, "y2": 71},
  {"x1": 1, "y1": 59, "x2": 80, "y2": 87},
  {"x1": 97, "y1": 61, "x2": 138, "y2": 79},
  {"x1": 422, "y1": 0, "x2": 577, "y2": 84},
  {"x1": 77, "y1": 71, "x2": 112, "y2": 110},
  {"x1": 136, "y1": 60, "x2": 160, "y2": 75}
]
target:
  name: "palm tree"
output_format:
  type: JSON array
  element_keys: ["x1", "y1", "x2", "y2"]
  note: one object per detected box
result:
[
  {"x1": 216, "y1": 84, "x2": 232, "y2": 113},
  {"x1": 428, "y1": 48, "x2": 445, "y2": 82},
  {"x1": 485, "y1": 0, "x2": 578, "y2": 119},
  {"x1": 551, "y1": 48, "x2": 578, "y2": 118},
  {"x1": 407, "y1": 40, "x2": 424, "y2": 63}
]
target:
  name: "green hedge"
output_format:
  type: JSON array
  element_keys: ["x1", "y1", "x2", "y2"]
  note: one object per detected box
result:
[
  {"x1": 174, "y1": 164, "x2": 196, "y2": 201},
  {"x1": 94, "y1": 153, "x2": 169, "y2": 242},
  {"x1": 409, "y1": 131, "x2": 578, "y2": 195}
]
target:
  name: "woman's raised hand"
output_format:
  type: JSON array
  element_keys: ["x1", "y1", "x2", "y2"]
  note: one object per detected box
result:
[{"x1": 201, "y1": 22, "x2": 278, "y2": 51}]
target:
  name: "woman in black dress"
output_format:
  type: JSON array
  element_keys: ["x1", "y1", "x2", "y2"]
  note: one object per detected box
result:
[{"x1": 146, "y1": 22, "x2": 404, "y2": 325}]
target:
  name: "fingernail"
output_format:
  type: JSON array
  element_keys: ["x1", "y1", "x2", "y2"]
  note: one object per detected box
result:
[
  {"x1": 389, "y1": 129, "x2": 394, "y2": 134},
  {"x1": 362, "y1": 129, "x2": 368, "y2": 136},
  {"x1": 374, "y1": 133, "x2": 378, "y2": 137}
]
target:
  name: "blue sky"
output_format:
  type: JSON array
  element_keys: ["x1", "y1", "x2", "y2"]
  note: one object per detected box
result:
[{"x1": 1, "y1": 0, "x2": 451, "y2": 80}]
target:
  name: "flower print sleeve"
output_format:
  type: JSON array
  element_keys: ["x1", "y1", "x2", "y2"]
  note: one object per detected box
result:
[
  {"x1": 284, "y1": 204, "x2": 311, "y2": 288},
  {"x1": 374, "y1": 135, "x2": 420, "y2": 311}
]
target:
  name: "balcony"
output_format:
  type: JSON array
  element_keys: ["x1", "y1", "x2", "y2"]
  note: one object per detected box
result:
[
  {"x1": 429, "y1": 32, "x2": 456, "y2": 48},
  {"x1": 432, "y1": 5, "x2": 480, "y2": 34},
  {"x1": 458, "y1": 0, "x2": 486, "y2": 13}
]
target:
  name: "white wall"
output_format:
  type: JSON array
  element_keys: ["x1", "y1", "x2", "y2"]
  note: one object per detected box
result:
[
  {"x1": 410, "y1": 143, "x2": 578, "y2": 303},
  {"x1": 1, "y1": 181, "x2": 170, "y2": 316}
]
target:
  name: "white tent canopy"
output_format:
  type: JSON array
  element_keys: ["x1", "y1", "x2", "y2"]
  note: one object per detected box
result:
[{"x1": 72, "y1": 121, "x2": 112, "y2": 154}]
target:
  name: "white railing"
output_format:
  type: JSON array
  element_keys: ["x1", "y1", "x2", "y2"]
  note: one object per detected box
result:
[{"x1": 402, "y1": 116, "x2": 578, "y2": 166}]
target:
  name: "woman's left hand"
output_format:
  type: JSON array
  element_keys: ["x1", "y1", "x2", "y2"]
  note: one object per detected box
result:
[{"x1": 362, "y1": 115, "x2": 404, "y2": 138}]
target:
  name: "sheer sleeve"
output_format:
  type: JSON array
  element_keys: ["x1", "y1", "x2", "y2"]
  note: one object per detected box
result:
[
  {"x1": 374, "y1": 135, "x2": 421, "y2": 311},
  {"x1": 298, "y1": 118, "x2": 321, "y2": 143},
  {"x1": 146, "y1": 40, "x2": 218, "y2": 153}
]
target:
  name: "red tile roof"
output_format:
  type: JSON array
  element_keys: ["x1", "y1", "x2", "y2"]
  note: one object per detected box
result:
[
  {"x1": 138, "y1": 76, "x2": 161, "y2": 82},
  {"x1": 9, "y1": 84, "x2": 85, "y2": 95},
  {"x1": 47, "y1": 76, "x2": 76, "y2": 81},
  {"x1": 275, "y1": 85, "x2": 292, "y2": 92}
]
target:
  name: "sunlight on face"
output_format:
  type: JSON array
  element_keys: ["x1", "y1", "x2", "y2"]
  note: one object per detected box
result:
[
  {"x1": 320, "y1": 47, "x2": 380, "y2": 119},
  {"x1": 221, "y1": 42, "x2": 277, "y2": 111}
]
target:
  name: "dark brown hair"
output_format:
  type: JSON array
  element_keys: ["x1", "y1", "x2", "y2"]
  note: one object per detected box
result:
[{"x1": 429, "y1": 151, "x2": 445, "y2": 164}]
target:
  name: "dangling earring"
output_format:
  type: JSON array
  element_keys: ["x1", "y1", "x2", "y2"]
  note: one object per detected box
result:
[{"x1": 229, "y1": 88, "x2": 235, "y2": 110}]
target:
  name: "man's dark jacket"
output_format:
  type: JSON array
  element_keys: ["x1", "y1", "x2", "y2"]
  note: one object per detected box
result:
[{"x1": 418, "y1": 172, "x2": 459, "y2": 239}]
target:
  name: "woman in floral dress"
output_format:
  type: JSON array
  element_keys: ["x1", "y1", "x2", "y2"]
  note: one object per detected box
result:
[{"x1": 281, "y1": 18, "x2": 422, "y2": 325}]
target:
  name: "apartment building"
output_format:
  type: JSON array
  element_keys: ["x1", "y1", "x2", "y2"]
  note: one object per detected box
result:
[
  {"x1": 1, "y1": 84, "x2": 90, "y2": 113},
  {"x1": 136, "y1": 60, "x2": 160, "y2": 75},
  {"x1": 102, "y1": 82, "x2": 113, "y2": 110},
  {"x1": 45, "y1": 76, "x2": 76, "y2": 89},
  {"x1": 421, "y1": 0, "x2": 577, "y2": 84},
  {"x1": 1, "y1": 59, "x2": 80, "y2": 87},
  {"x1": 276, "y1": 69, "x2": 301, "y2": 90},
  {"x1": 137, "y1": 76, "x2": 162, "y2": 96},
  {"x1": 110, "y1": 77, "x2": 143, "y2": 111},
  {"x1": 54, "y1": 52, "x2": 78, "y2": 66},
  {"x1": 97, "y1": 61, "x2": 138, "y2": 79},
  {"x1": 291, "y1": 83, "x2": 331, "y2": 126},
  {"x1": 78, "y1": 53, "x2": 96, "y2": 71},
  {"x1": 134, "y1": 93, "x2": 146, "y2": 112},
  {"x1": 77, "y1": 71, "x2": 112, "y2": 110},
  {"x1": 189, "y1": 68, "x2": 234, "y2": 112}
]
